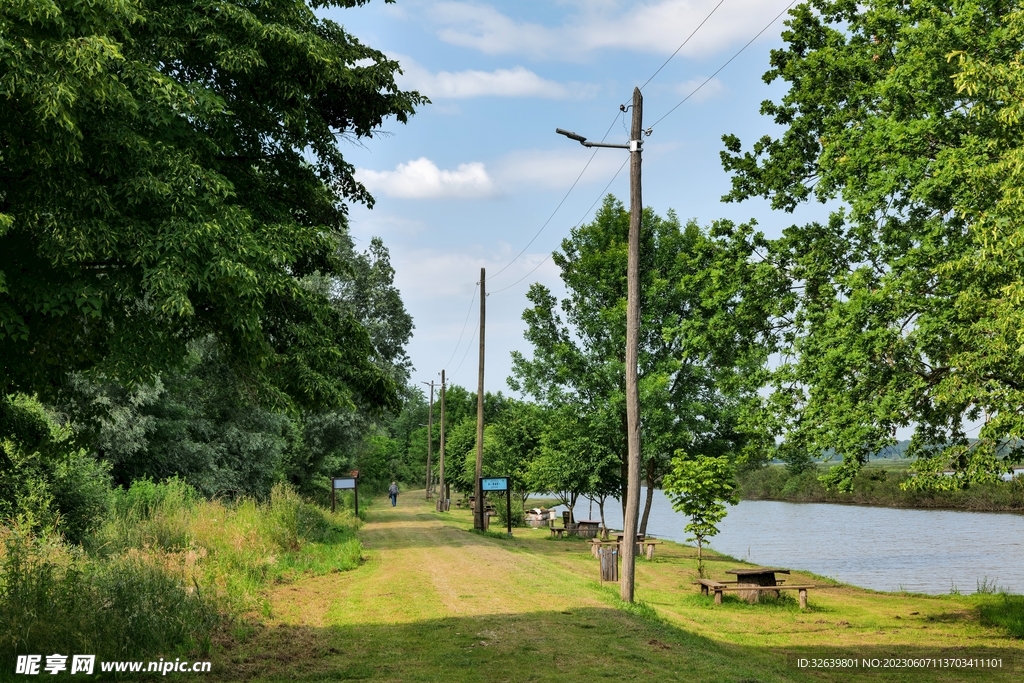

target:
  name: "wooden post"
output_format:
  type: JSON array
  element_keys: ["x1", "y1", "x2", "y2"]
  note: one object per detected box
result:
[
  {"x1": 438, "y1": 370, "x2": 447, "y2": 511},
  {"x1": 424, "y1": 380, "x2": 434, "y2": 499},
  {"x1": 474, "y1": 268, "x2": 486, "y2": 531},
  {"x1": 331, "y1": 485, "x2": 336, "y2": 514},
  {"x1": 354, "y1": 479, "x2": 359, "y2": 517},
  {"x1": 620, "y1": 86, "x2": 643, "y2": 603},
  {"x1": 505, "y1": 483, "x2": 512, "y2": 536},
  {"x1": 799, "y1": 588, "x2": 808, "y2": 610}
]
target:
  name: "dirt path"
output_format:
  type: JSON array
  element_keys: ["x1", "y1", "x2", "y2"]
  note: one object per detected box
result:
[
  {"x1": 220, "y1": 494, "x2": 1024, "y2": 683},
  {"x1": 269, "y1": 494, "x2": 606, "y2": 630}
]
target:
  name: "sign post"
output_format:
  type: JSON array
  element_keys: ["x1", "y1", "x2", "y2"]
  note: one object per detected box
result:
[
  {"x1": 480, "y1": 476, "x2": 512, "y2": 535},
  {"x1": 332, "y1": 474, "x2": 359, "y2": 515}
]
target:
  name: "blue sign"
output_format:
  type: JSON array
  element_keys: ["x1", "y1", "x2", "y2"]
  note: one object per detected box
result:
[{"x1": 481, "y1": 477, "x2": 509, "y2": 492}]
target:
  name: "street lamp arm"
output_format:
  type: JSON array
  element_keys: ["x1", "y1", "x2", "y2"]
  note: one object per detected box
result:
[
  {"x1": 556, "y1": 127, "x2": 632, "y2": 150},
  {"x1": 582, "y1": 141, "x2": 631, "y2": 150},
  {"x1": 555, "y1": 127, "x2": 587, "y2": 143}
]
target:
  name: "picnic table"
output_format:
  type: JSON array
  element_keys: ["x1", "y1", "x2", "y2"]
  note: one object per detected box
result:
[
  {"x1": 695, "y1": 567, "x2": 815, "y2": 608},
  {"x1": 726, "y1": 567, "x2": 789, "y2": 587}
]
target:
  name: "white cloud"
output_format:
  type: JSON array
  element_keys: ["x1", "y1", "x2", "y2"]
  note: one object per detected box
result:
[
  {"x1": 398, "y1": 56, "x2": 592, "y2": 99},
  {"x1": 356, "y1": 157, "x2": 497, "y2": 199},
  {"x1": 494, "y1": 148, "x2": 629, "y2": 190},
  {"x1": 429, "y1": 0, "x2": 794, "y2": 60}
]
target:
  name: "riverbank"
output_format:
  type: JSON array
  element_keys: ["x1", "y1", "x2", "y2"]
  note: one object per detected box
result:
[
  {"x1": 739, "y1": 464, "x2": 1024, "y2": 513},
  {"x1": 214, "y1": 492, "x2": 1024, "y2": 682}
]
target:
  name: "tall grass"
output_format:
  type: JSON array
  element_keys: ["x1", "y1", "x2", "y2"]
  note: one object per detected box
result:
[
  {"x1": 979, "y1": 595, "x2": 1024, "y2": 638},
  {"x1": 0, "y1": 480, "x2": 361, "y2": 666}
]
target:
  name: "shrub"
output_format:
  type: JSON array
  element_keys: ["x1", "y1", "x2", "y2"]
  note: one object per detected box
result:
[
  {"x1": 0, "y1": 479, "x2": 363, "y2": 668},
  {"x1": 0, "y1": 525, "x2": 217, "y2": 664},
  {"x1": 495, "y1": 495, "x2": 525, "y2": 529}
]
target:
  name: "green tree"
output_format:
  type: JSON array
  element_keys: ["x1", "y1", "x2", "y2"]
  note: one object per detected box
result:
[
  {"x1": 721, "y1": 0, "x2": 1024, "y2": 489},
  {"x1": 663, "y1": 453, "x2": 739, "y2": 577},
  {"x1": 0, "y1": 0, "x2": 425, "y2": 423},
  {"x1": 511, "y1": 197, "x2": 777, "y2": 522},
  {"x1": 528, "y1": 405, "x2": 596, "y2": 521},
  {"x1": 489, "y1": 399, "x2": 544, "y2": 506}
]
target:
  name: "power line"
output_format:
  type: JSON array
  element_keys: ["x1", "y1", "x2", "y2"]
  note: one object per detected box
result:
[
  {"x1": 450, "y1": 319, "x2": 479, "y2": 380},
  {"x1": 489, "y1": 113, "x2": 622, "y2": 282},
  {"x1": 490, "y1": 155, "x2": 630, "y2": 296},
  {"x1": 637, "y1": 0, "x2": 727, "y2": 92},
  {"x1": 489, "y1": 3, "x2": 733, "y2": 285},
  {"x1": 649, "y1": 0, "x2": 798, "y2": 130},
  {"x1": 442, "y1": 286, "x2": 477, "y2": 371}
]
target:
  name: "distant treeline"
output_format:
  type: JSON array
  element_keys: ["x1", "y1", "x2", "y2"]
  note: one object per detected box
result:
[{"x1": 739, "y1": 465, "x2": 1024, "y2": 512}]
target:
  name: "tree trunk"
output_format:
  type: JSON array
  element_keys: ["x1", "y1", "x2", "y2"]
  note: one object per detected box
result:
[
  {"x1": 598, "y1": 498, "x2": 607, "y2": 538},
  {"x1": 639, "y1": 458, "x2": 656, "y2": 536}
]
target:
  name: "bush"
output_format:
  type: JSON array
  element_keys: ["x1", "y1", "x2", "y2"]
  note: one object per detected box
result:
[
  {"x1": 495, "y1": 495, "x2": 525, "y2": 529},
  {"x1": 0, "y1": 479, "x2": 363, "y2": 667},
  {"x1": 0, "y1": 525, "x2": 217, "y2": 664},
  {"x1": 49, "y1": 451, "x2": 114, "y2": 544}
]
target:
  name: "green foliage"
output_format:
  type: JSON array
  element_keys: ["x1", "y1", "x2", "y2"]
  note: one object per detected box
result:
[
  {"x1": 485, "y1": 399, "x2": 543, "y2": 504},
  {"x1": 512, "y1": 197, "x2": 777, "y2": 509},
  {"x1": 494, "y1": 495, "x2": 525, "y2": 529},
  {"x1": 0, "y1": 526, "x2": 218, "y2": 664},
  {"x1": 663, "y1": 453, "x2": 738, "y2": 576},
  {"x1": 528, "y1": 405, "x2": 612, "y2": 515},
  {"x1": 721, "y1": 0, "x2": 1024, "y2": 489},
  {"x1": 0, "y1": 395, "x2": 113, "y2": 543},
  {"x1": 739, "y1": 463, "x2": 1024, "y2": 511},
  {"x1": 0, "y1": 478, "x2": 363, "y2": 664},
  {"x1": 0, "y1": 0, "x2": 425, "y2": 415}
]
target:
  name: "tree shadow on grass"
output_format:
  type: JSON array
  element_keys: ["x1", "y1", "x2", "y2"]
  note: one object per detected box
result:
[{"x1": 209, "y1": 606, "x2": 1022, "y2": 683}]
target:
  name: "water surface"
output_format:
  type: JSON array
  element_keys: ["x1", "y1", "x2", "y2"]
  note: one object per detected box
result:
[{"x1": 562, "y1": 490, "x2": 1024, "y2": 594}]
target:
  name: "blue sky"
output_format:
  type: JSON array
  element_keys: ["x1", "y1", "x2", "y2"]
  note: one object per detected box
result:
[{"x1": 321, "y1": 0, "x2": 833, "y2": 394}]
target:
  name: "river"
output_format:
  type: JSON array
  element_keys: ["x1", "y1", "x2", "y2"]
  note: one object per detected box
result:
[{"x1": 557, "y1": 489, "x2": 1024, "y2": 594}]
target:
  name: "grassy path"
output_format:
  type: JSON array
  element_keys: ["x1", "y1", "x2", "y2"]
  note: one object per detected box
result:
[{"x1": 217, "y1": 494, "x2": 1024, "y2": 682}]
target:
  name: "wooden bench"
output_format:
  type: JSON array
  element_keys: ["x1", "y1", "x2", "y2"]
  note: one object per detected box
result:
[
  {"x1": 550, "y1": 527, "x2": 569, "y2": 538},
  {"x1": 694, "y1": 579, "x2": 815, "y2": 609},
  {"x1": 641, "y1": 539, "x2": 662, "y2": 560}
]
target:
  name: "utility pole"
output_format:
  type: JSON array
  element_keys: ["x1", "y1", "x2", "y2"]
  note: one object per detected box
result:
[
  {"x1": 421, "y1": 380, "x2": 435, "y2": 499},
  {"x1": 438, "y1": 369, "x2": 447, "y2": 511},
  {"x1": 620, "y1": 87, "x2": 643, "y2": 603},
  {"x1": 557, "y1": 87, "x2": 645, "y2": 602},
  {"x1": 474, "y1": 267, "x2": 486, "y2": 531}
]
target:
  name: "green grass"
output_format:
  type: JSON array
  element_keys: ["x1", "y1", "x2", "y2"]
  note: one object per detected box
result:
[
  {"x1": 211, "y1": 493, "x2": 1024, "y2": 683},
  {"x1": 0, "y1": 480, "x2": 361, "y2": 673}
]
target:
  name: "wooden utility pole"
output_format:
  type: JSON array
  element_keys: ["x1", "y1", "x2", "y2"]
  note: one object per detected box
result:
[
  {"x1": 438, "y1": 369, "x2": 447, "y2": 511},
  {"x1": 620, "y1": 87, "x2": 643, "y2": 602},
  {"x1": 474, "y1": 268, "x2": 486, "y2": 530},
  {"x1": 555, "y1": 93, "x2": 646, "y2": 599},
  {"x1": 422, "y1": 380, "x2": 435, "y2": 499}
]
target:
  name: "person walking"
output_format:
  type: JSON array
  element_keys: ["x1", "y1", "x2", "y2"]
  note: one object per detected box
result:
[{"x1": 388, "y1": 481, "x2": 399, "y2": 507}]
